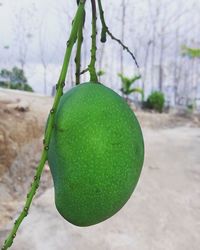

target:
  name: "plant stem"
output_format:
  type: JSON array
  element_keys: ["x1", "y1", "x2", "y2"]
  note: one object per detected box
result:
[
  {"x1": 75, "y1": 8, "x2": 85, "y2": 85},
  {"x1": 97, "y1": 0, "x2": 107, "y2": 42},
  {"x1": 88, "y1": 0, "x2": 98, "y2": 83},
  {"x1": 1, "y1": 2, "x2": 86, "y2": 249},
  {"x1": 80, "y1": 68, "x2": 89, "y2": 75},
  {"x1": 97, "y1": 0, "x2": 139, "y2": 68},
  {"x1": 1, "y1": 151, "x2": 47, "y2": 250}
]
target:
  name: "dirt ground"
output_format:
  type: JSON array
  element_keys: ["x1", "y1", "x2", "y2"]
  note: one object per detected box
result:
[{"x1": 0, "y1": 88, "x2": 200, "y2": 250}]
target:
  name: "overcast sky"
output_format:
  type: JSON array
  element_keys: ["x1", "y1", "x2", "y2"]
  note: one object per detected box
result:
[
  {"x1": 1, "y1": 0, "x2": 199, "y2": 62},
  {"x1": 0, "y1": 0, "x2": 200, "y2": 94}
]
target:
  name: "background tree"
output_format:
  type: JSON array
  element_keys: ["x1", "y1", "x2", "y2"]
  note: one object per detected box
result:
[
  {"x1": 0, "y1": 66, "x2": 33, "y2": 92},
  {"x1": 13, "y1": 7, "x2": 35, "y2": 71},
  {"x1": 181, "y1": 45, "x2": 200, "y2": 108}
]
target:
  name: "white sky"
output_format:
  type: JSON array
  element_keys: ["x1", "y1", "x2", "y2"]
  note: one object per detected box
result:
[
  {"x1": 1, "y1": 0, "x2": 199, "y2": 62},
  {"x1": 0, "y1": 0, "x2": 200, "y2": 94}
]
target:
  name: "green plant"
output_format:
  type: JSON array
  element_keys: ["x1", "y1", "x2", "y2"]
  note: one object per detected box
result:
[
  {"x1": 0, "y1": 82, "x2": 33, "y2": 92},
  {"x1": 11, "y1": 82, "x2": 33, "y2": 92},
  {"x1": 146, "y1": 91, "x2": 165, "y2": 113},
  {"x1": 187, "y1": 100, "x2": 196, "y2": 112},
  {"x1": 118, "y1": 73, "x2": 143, "y2": 100},
  {"x1": 0, "y1": 67, "x2": 33, "y2": 92},
  {"x1": 2, "y1": 1, "x2": 144, "y2": 249},
  {"x1": 182, "y1": 45, "x2": 200, "y2": 58},
  {"x1": 97, "y1": 69, "x2": 105, "y2": 77}
]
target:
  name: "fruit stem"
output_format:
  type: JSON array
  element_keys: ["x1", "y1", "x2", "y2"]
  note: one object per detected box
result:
[
  {"x1": 97, "y1": 0, "x2": 107, "y2": 43},
  {"x1": 1, "y1": 1, "x2": 86, "y2": 249},
  {"x1": 88, "y1": 0, "x2": 98, "y2": 83},
  {"x1": 75, "y1": 5, "x2": 85, "y2": 85},
  {"x1": 97, "y1": 0, "x2": 139, "y2": 68},
  {"x1": 80, "y1": 67, "x2": 89, "y2": 75}
]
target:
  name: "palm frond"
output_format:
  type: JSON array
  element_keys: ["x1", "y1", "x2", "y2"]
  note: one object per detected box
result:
[{"x1": 118, "y1": 73, "x2": 142, "y2": 94}]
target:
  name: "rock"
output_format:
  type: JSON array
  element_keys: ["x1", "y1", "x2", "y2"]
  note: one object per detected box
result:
[{"x1": 6, "y1": 101, "x2": 30, "y2": 112}]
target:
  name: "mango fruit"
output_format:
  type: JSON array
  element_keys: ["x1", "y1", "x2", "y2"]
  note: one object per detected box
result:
[{"x1": 48, "y1": 82, "x2": 144, "y2": 226}]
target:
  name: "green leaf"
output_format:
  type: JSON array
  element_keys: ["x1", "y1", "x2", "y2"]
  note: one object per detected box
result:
[
  {"x1": 97, "y1": 70, "x2": 105, "y2": 77},
  {"x1": 118, "y1": 73, "x2": 141, "y2": 95},
  {"x1": 129, "y1": 87, "x2": 144, "y2": 95},
  {"x1": 181, "y1": 45, "x2": 200, "y2": 58}
]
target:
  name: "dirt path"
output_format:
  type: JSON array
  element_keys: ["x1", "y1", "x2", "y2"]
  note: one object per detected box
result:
[{"x1": 1, "y1": 126, "x2": 200, "y2": 250}]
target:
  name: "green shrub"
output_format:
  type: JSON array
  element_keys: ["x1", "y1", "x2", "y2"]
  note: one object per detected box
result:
[
  {"x1": 187, "y1": 101, "x2": 196, "y2": 113},
  {"x1": 0, "y1": 67, "x2": 33, "y2": 92},
  {"x1": 10, "y1": 82, "x2": 33, "y2": 92},
  {"x1": 146, "y1": 91, "x2": 165, "y2": 113},
  {"x1": 0, "y1": 82, "x2": 33, "y2": 92}
]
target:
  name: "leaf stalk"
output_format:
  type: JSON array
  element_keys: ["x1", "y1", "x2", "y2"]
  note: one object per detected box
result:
[{"x1": 1, "y1": 1, "x2": 86, "y2": 249}]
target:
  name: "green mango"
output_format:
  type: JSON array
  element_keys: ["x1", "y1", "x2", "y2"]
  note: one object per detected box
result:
[{"x1": 48, "y1": 82, "x2": 144, "y2": 226}]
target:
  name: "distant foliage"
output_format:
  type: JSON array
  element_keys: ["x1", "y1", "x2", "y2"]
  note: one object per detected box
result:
[
  {"x1": 118, "y1": 73, "x2": 143, "y2": 100},
  {"x1": 187, "y1": 101, "x2": 196, "y2": 112},
  {"x1": 181, "y1": 45, "x2": 200, "y2": 58},
  {"x1": 145, "y1": 91, "x2": 165, "y2": 113},
  {"x1": 0, "y1": 67, "x2": 33, "y2": 92},
  {"x1": 97, "y1": 69, "x2": 105, "y2": 77},
  {"x1": 9, "y1": 82, "x2": 33, "y2": 92}
]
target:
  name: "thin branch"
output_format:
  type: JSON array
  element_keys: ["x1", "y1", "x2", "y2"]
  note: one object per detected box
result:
[
  {"x1": 97, "y1": 0, "x2": 139, "y2": 68},
  {"x1": 1, "y1": 152, "x2": 47, "y2": 250},
  {"x1": 98, "y1": 0, "x2": 107, "y2": 42},
  {"x1": 80, "y1": 68, "x2": 89, "y2": 75}
]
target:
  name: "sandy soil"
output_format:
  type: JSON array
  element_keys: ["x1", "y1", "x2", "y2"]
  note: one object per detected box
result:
[
  {"x1": 0, "y1": 88, "x2": 52, "y2": 176},
  {"x1": 0, "y1": 89, "x2": 200, "y2": 250}
]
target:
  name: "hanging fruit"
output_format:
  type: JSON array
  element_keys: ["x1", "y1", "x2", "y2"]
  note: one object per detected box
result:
[{"x1": 2, "y1": 0, "x2": 144, "y2": 248}]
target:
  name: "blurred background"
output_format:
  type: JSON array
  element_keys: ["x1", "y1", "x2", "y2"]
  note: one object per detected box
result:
[
  {"x1": 0, "y1": 0, "x2": 200, "y2": 250},
  {"x1": 0, "y1": 0, "x2": 200, "y2": 107}
]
